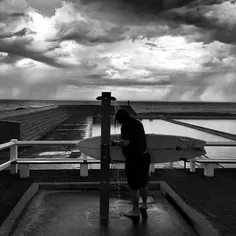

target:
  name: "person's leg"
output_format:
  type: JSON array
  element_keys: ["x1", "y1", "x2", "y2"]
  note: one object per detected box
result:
[
  {"x1": 129, "y1": 189, "x2": 140, "y2": 214},
  {"x1": 139, "y1": 153, "x2": 151, "y2": 209},
  {"x1": 139, "y1": 185, "x2": 148, "y2": 209},
  {"x1": 124, "y1": 173, "x2": 140, "y2": 216}
]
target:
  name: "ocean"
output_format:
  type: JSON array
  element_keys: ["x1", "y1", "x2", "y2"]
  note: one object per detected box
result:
[{"x1": 1, "y1": 99, "x2": 236, "y2": 114}]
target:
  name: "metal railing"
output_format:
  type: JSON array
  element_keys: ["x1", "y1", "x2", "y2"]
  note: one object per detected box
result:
[
  {"x1": 0, "y1": 139, "x2": 79, "y2": 172},
  {"x1": 1, "y1": 139, "x2": 236, "y2": 174}
]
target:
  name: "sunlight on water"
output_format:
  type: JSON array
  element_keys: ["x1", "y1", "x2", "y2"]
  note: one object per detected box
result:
[
  {"x1": 176, "y1": 119, "x2": 236, "y2": 135},
  {"x1": 141, "y1": 119, "x2": 231, "y2": 142},
  {"x1": 93, "y1": 118, "x2": 230, "y2": 142},
  {"x1": 91, "y1": 117, "x2": 236, "y2": 169}
]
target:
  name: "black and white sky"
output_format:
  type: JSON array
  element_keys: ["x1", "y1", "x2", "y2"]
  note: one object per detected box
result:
[{"x1": 0, "y1": 0, "x2": 236, "y2": 101}]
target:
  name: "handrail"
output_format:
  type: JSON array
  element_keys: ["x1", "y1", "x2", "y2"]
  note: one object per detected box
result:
[
  {"x1": 15, "y1": 140, "x2": 78, "y2": 146},
  {"x1": 0, "y1": 160, "x2": 15, "y2": 171},
  {"x1": 0, "y1": 139, "x2": 236, "y2": 174},
  {"x1": 12, "y1": 158, "x2": 101, "y2": 163},
  {"x1": 0, "y1": 140, "x2": 235, "y2": 151},
  {"x1": 0, "y1": 141, "x2": 15, "y2": 151}
]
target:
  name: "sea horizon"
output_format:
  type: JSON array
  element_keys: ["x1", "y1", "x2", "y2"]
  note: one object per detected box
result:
[{"x1": 1, "y1": 98, "x2": 236, "y2": 104}]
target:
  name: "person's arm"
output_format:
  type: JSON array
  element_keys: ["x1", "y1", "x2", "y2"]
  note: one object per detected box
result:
[
  {"x1": 111, "y1": 124, "x2": 130, "y2": 147},
  {"x1": 118, "y1": 139, "x2": 130, "y2": 147},
  {"x1": 114, "y1": 121, "x2": 144, "y2": 149},
  {"x1": 128, "y1": 122, "x2": 146, "y2": 154},
  {"x1": 111, "y1": 139, "x2": 129, "y2": 147}
]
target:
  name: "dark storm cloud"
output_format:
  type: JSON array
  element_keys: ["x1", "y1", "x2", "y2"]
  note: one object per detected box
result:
[
  {"x1": 0, "y1": 54, "x2": 22, "y2": 65},
  {"x1": 26, "y1": 0, "x2": 62, "y2": 17},
  {"x1": 52, "y1": 21, "x2": 127, "y2": 45},
  {"x1": 0, "y1": 38, "x2": 66, "y2": 68},
  {"x1": 207, "y1": 27, "x2": 236, "y2": 45},
  {"x1": 79, "y1": 0, "x2": 197, "y2": 13},
  {"x1": 9, "y1": 12, "x2": 26, "y2": 18},
  {"x1": 79, "y1": 74, "x2": 173, "y2": 88},
  {"x1": 163, "y1": 1, "x2": 236, "y2": 44},
  {"x1": 0, "y1": 12, "x2": 26, "y2": 21},
  {"x1": 72, "y1": 0, "x2": 235, "y2": 45},
  {"x1": 77, "y1": 0, "x2": 222, "y2": 17},
  {"x1": 0, "y1": 28, "x2": 36, "y2": 39}
]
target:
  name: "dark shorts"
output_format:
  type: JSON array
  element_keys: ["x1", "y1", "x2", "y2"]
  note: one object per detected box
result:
[{"x1": 125, "y1": 152, "x2": 151, "y2": 190}]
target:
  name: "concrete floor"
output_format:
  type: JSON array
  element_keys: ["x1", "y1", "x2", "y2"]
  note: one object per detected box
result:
[{"x1": 12, "y1": 190, "x2": 196, "y2": 236}]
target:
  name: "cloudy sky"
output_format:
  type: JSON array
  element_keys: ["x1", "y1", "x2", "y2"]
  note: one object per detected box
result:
[{"x1": 0, "y1": 0, "x2": 236, "y2": 101}]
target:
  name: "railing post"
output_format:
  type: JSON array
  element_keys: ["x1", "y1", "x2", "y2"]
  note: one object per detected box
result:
[
  {"x1": 9, "y1": 139, "x2": 18, "y2": 174},
  {"x1": 204, "y1": 164, "x2": 217, "y2": 177},
  {"x1": 19, "y1": 164, "x2": 30, "y2": 178},
  {"x1": 97, "y1": 92, "x2": 116, "y2": 224},
  {"x1": 150, "y1": 163, "x2": 155, "y2": 173},
  {"x1": 80, "y1": 161, "x2": 88, "y2": 177},
  {"x1": 190, "y1": 159, "x2": 196, "y2": 172}
]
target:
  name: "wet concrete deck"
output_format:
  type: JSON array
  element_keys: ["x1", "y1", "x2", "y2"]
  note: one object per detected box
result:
[{"x1": 12, "y1": 190, "x2": 196, "y2": 236}]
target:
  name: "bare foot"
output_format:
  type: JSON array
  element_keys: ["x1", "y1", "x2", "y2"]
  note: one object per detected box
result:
[{"x1": 140, "y1": 203, "x2": 148, "y2": 210}]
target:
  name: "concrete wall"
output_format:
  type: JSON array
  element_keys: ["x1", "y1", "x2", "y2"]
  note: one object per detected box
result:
[
  {"x1": 2, "y1": 108, "x2": 71, "y2": 141},
  {"x1": 0, "y1": 120, "x2": 20, "y2": 144}
]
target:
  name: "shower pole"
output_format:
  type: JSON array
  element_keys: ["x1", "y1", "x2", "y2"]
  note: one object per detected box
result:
[{"x1": 96, "y1": 92, "x2": 116, "y2": 222}]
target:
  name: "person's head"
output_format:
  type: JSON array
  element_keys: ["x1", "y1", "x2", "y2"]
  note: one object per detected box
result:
[{"x1": 114, "y1": 108, "x2": 132, "y2": 126}]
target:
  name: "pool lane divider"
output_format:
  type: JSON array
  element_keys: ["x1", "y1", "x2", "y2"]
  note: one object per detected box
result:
[{"x1": 0, "y1": 181, "x2": 220, "y2": 236}]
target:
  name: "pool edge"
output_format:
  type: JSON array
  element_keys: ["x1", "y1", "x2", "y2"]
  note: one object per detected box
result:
[
  {"x1": 0, "y1": 183, "x2": 39, "y2": 236},
  {"x1": 0, "y1": 181, "x2": 219, "y2": 236}
]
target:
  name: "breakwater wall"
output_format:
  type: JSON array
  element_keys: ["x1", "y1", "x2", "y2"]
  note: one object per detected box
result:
[
  {"x1": 1, "y1": 107, "x2": 71, "y2": 141},
  {"x1": 0, "y1": 105, "x2": 104, "y2": 142},
  {"x1": 165, "y1": 119, "x2": 236, "y2": 141},
  {"x1": 0, "y1": 105, "x2": 58, "y2": 120},
  {"x1": 137, "y1": 112, "x2": 236, "y2": 119}
]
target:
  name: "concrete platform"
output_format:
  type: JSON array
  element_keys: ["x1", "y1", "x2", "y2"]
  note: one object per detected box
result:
[
  {"x1": 0, "y1": 181, "x2": 220, "y2": 236},
  {"x1": 11, "y1": 190, "x2": 196, "y2": 236}
]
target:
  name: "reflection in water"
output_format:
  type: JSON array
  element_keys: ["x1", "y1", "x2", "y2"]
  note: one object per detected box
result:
[
  {"x1": 91, "y1": 117, "x2": 236, "y2": 168},
  {"x1": 176, "y1": 119, "x2": 236, "y2": 135},
  {"x1": 205, "y1": 147, "x2": 236, "y2": 168},
  {"x1": 93, "y1": 117, "x2": 231, "y2": 142}
]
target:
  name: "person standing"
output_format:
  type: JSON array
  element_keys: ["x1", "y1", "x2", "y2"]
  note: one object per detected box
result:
[{"x1": 111, "y1": 109, "x2": 151, "y2": 219}]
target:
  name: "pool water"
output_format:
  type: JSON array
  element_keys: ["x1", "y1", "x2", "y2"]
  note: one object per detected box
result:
[
  {"x1": 176, "y1": 119, "x2": 236, "y2": 135},
  {"x1": 26, "y1": 116, "x2": 236, "y2": 170}
]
